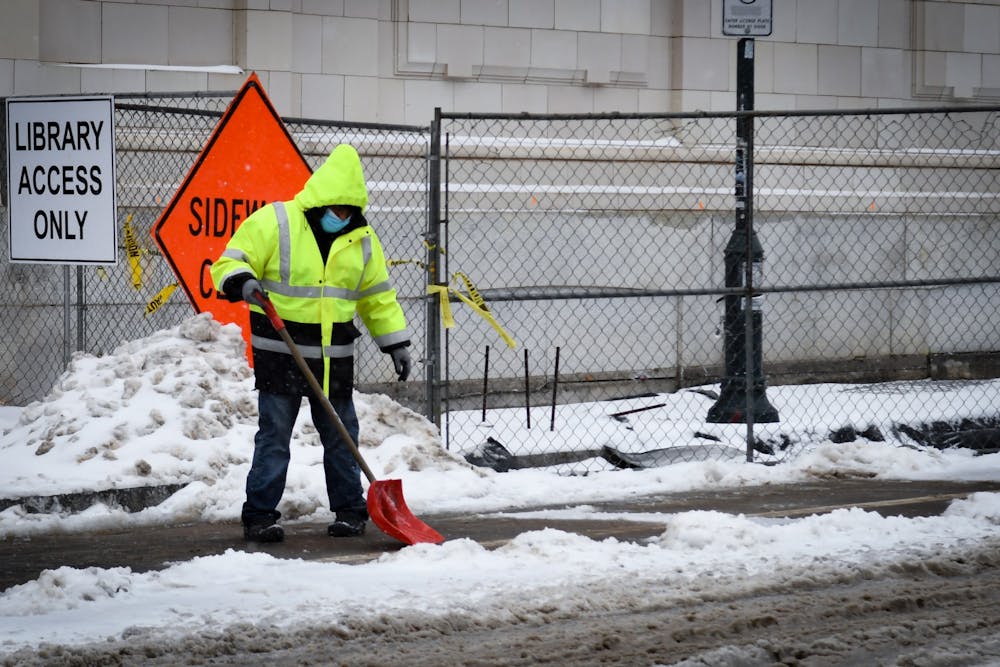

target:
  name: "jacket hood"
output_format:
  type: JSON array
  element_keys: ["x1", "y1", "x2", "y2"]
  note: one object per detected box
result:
[{"x1": 294, "y1": 144, "x2": 369, "y2": 212}]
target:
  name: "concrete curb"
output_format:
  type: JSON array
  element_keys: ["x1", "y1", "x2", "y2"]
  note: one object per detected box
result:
[{"x1": 0, "y1": 484, "x2": 187, "y2": 515}]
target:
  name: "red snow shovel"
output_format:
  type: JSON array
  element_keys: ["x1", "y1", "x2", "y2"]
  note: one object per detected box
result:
[{"x1": 257, "y1": 292, "x2": 444, "y2": 546}]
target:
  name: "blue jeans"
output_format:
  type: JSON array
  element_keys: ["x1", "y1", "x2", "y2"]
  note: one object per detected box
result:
[{"x1": 242, "y1": 391, "x2": 367, "y2": 526}]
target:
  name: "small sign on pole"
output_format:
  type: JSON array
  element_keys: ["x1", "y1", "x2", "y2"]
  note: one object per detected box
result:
[
  {"x1": 5, "y1": 95, "x2": 117, "y2": 264},
  {"x1": 722, "y1": 0, "x2": 773, "y2": 37}
]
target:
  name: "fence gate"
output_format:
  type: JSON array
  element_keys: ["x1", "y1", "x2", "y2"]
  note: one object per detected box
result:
[{"x1": 432, "y1": 108, "x2": 1000, "y2": 474}]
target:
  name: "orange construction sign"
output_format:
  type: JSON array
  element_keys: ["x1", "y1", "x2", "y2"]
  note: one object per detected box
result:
[{"x1": 152, "y1": 73, "x2": 311, "y2": 353}]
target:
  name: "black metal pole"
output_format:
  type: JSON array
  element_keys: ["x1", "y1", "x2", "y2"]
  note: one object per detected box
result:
[
  {"x1": 426, "y1": 108, "x2": 443, "y2": 429},
  {"x1": 481, "y1": 345, "x2": 490, "y2": 423},
  {"x1": 707, "y1": 37, "x2": 778, "y2": 433},
  {"x1": 524, "y1": 348, "x2": 531, "y2": 430},
  {"x1": 550, "y1": 346, "x2": 560, "y2": 431}
]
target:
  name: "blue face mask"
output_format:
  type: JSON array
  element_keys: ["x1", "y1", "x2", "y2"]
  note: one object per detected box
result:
[{"x1": 320, "y1": 208, "x2": 350, "y2": 233}]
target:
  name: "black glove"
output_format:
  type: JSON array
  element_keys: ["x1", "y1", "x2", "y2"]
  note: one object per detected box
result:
[
  {"x1": 241, "y1": 278, "x2": 266, "y2": 308},
  {"x1": 389, "y1": 347, "x2": 411, "y2": 381}
]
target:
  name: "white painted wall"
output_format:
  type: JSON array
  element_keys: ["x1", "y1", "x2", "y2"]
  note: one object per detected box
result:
[{"x1": 1, "y1": 1, "x2": 997, "y2": 119}]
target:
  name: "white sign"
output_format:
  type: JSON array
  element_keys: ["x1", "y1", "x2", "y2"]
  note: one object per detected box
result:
[
  {"x1": 722, "y1": 0, "x2": 773, "y2": 36},
  {"x1": 6, "y1": 95, "x2": 118, "y2": 264}
]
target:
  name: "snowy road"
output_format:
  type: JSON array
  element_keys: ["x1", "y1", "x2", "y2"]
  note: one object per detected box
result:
[{"x1": 6, "y1": 537, "x2": 999, "y2": 666}]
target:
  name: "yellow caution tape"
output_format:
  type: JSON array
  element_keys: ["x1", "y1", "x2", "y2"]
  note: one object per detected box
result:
[
  {"x1": 422, "y1": 239, "x2": 446, "y2": 255},
  {"x1": 144, "y1": 283, "x2": 178, "y2": 317},
  {"x1": 450, "y1": 287, "x2": 516, "y2": 348},
  {"x1": 387, "y1": 258, "x2": 428, "y2": 270},
  {"x1": 454, "y1": 271, "x2": 489, "y2": 313},
  {"x1": 427, "y1": 277, "x2": 516, "y2": 349},
  {"x1": 427, "y1": 284, "x2": 455, "y2": 329},
  {"x1": 394, "y1": 257, "x2": 514, "y2": 347},
  {"x1": 124, "y1": 214, "x2": 142, "y2": 290}
]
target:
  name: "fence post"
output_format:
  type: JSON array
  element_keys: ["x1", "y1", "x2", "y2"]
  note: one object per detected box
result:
[
  {"x1": 425, "y1": 108, "x2": 443, "y2": 428},
  {"x1": 707, "y1": 37, "x2": 779, "y2": 445}
]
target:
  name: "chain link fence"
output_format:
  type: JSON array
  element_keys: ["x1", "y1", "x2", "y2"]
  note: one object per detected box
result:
[
  {"x1": 434, "y1": 108, "x2": 1000, "y2": 473},
  {"x1": 3, "y1": 97, "x2": 998, "y2": 476},
  {"x1": 0, "y1": 93, "x2": 429, "y2": 408}
]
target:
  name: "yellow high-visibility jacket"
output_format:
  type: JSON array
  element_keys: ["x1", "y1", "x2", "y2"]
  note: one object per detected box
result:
[{"x1": 211, "y1": 144, "x2": 409, "y2": 396}]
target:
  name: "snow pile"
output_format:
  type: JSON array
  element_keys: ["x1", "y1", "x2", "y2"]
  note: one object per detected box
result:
[
  {"x1": 0, "y1": 313, "x2": 466, "y2": 532},
  {"x1": 3, "y1": 314, "x2": 257, "y2": 495}
]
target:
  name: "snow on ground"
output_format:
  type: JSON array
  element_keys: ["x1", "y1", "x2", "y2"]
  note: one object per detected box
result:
[{"x1": 0, "y1": 313, "x2": 998, "y2": 656}]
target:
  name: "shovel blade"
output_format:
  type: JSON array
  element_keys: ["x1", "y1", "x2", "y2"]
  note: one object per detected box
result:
[{"x1": 367, "y1": 479, "x2": 444, "y2": 545}]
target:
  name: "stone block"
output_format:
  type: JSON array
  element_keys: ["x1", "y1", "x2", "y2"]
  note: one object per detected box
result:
[
  {"x1": 637, "y1": 88, "x2": 669, "y2": 112},
  {"x1": 838, "y1": 0, "x2": 878, "y2": 47},
  {"x1": 510, "y1": 0, "x2": 553, "y2": 28},
  {"x1": 773, "y1": 42, "x2": 818, "y2": 95},
  {"x1": 323, "y1": 17, "x2": 379, "y2": 76},
  {"x1": 409, "y1": 0, "x2": 460, "y2": 23},
  {"x1": 594, "y1": 86, "x2": 638, "y2": 111},
  {"x1": 81, "y1": 67, "x2": 146, "y2": 94},
  {"x1": 878, "y1": 0, "x2": 909, "y2": 49},
  {"x1": 485, "y1": 27, "x2": 531, "y2": 68},
  {"x1": 406, "y1": 21, "x2": 437, "y2": 64},
  {"x1": 818, "y1": 45, "x2": 861, "y2": 96},
  {"x1": 501, "y1": 83, "x2": 547, "y2": 112},
  {"x1": 579, "y1": 31, "x2": 621, "y2": 75},
  {"x1": 769, "y1": 0, "x2": 797, "y2": 43},
  {"x1": 601, "y1": 0, "x2": 651, "y2": 35},
  {"x1": 964, "y1": 3, "x2": 1000, "y2": 53},
  {"x1": 145, "y1": 70, "x2": 208, "y2": 92},
  {"x1": 168, "y1": 7, "x2": 233, "y2": 67},
  {"x1": 554, "y1": 0, "x2": 599, "y2": 31},
  {"x1": 983, "y1": 54, "x2": 1000, "y2": 88},
  {"x1": 945, "y1": 52, "x2": 981, "y2": 98},
  {"x1": 796, "y1": 0, "x2": 837, "y2": 45},
  {"x1": 403, "y1": 78, "x2": 453, "y2": 124},
  {"x1": 243, "y1": 10, "x2": 293, "y2": 70},
  {"x1": 438, "y1": 23, "x2": 484, "y2": 74},
  {"x1": 40, "y1": 0, "x2": 99, "y2": 63},
  {"x1": 860, "y1": 47, "x2": 908, "y2": 99},
  {"x1": 293, "y1": 12, "x2": 323, "y2": 73},
  {"x1": 922, "y1": 1, "x2": 964, "y2": 52},
  {"x1": 675, "y1": 0, "x2": 709, "y2": 38},
  {"x1": 529, "y1": 28, "x2": 578, "y2": 70},
  {"x1": 0, "y1": 0, "x2": 38, "y2": 59},
  {"x1": 377, "y1": 76, "x2": 406, "y2": 123},
  {"x1": 13, "y1": 60, "x2": 80, "y2": 95},
  {"x1": 754, "y1": 40, "x2": 774, "y2": 94},
  {"x1": 547, "y1": 84, "x2": 593, "y2": 112},
  {"x1": 673, "y1": 37, "x2": 729, "y2": 91},
  {"x1": 102, "y1": 3, "x2": 169, "y2": 65},
  {"x1": 301, "y1": 72, "x2": 343, "y2": 118},
  {"x1": 454, "y1": 80, "x2": 502, "y2": 110},
  {"x1": 344, "y1": 75, "x2": 378, "y2": 121},
  {"x1": 303, "y1": 0, "x2": 345, "y2": 16},
  {"x1": 460, "y1": 0, "x2": 507, "y2": 26}
]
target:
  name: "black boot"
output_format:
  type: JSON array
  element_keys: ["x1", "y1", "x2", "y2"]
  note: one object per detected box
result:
[
  {"x1": 242, "y1": 504, "x2": 283, "y2": 543},
  {"x1": 244, "y1": 522, "x2": 284, "y2": 543},
  {"x1": 328, "y1": 510, "x2": 366, "y2": 537}
]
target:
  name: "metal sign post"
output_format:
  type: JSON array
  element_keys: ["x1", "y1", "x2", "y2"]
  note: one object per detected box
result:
[{"x1": 707, "y1": 37, "x2": 779, "y2": 434}]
